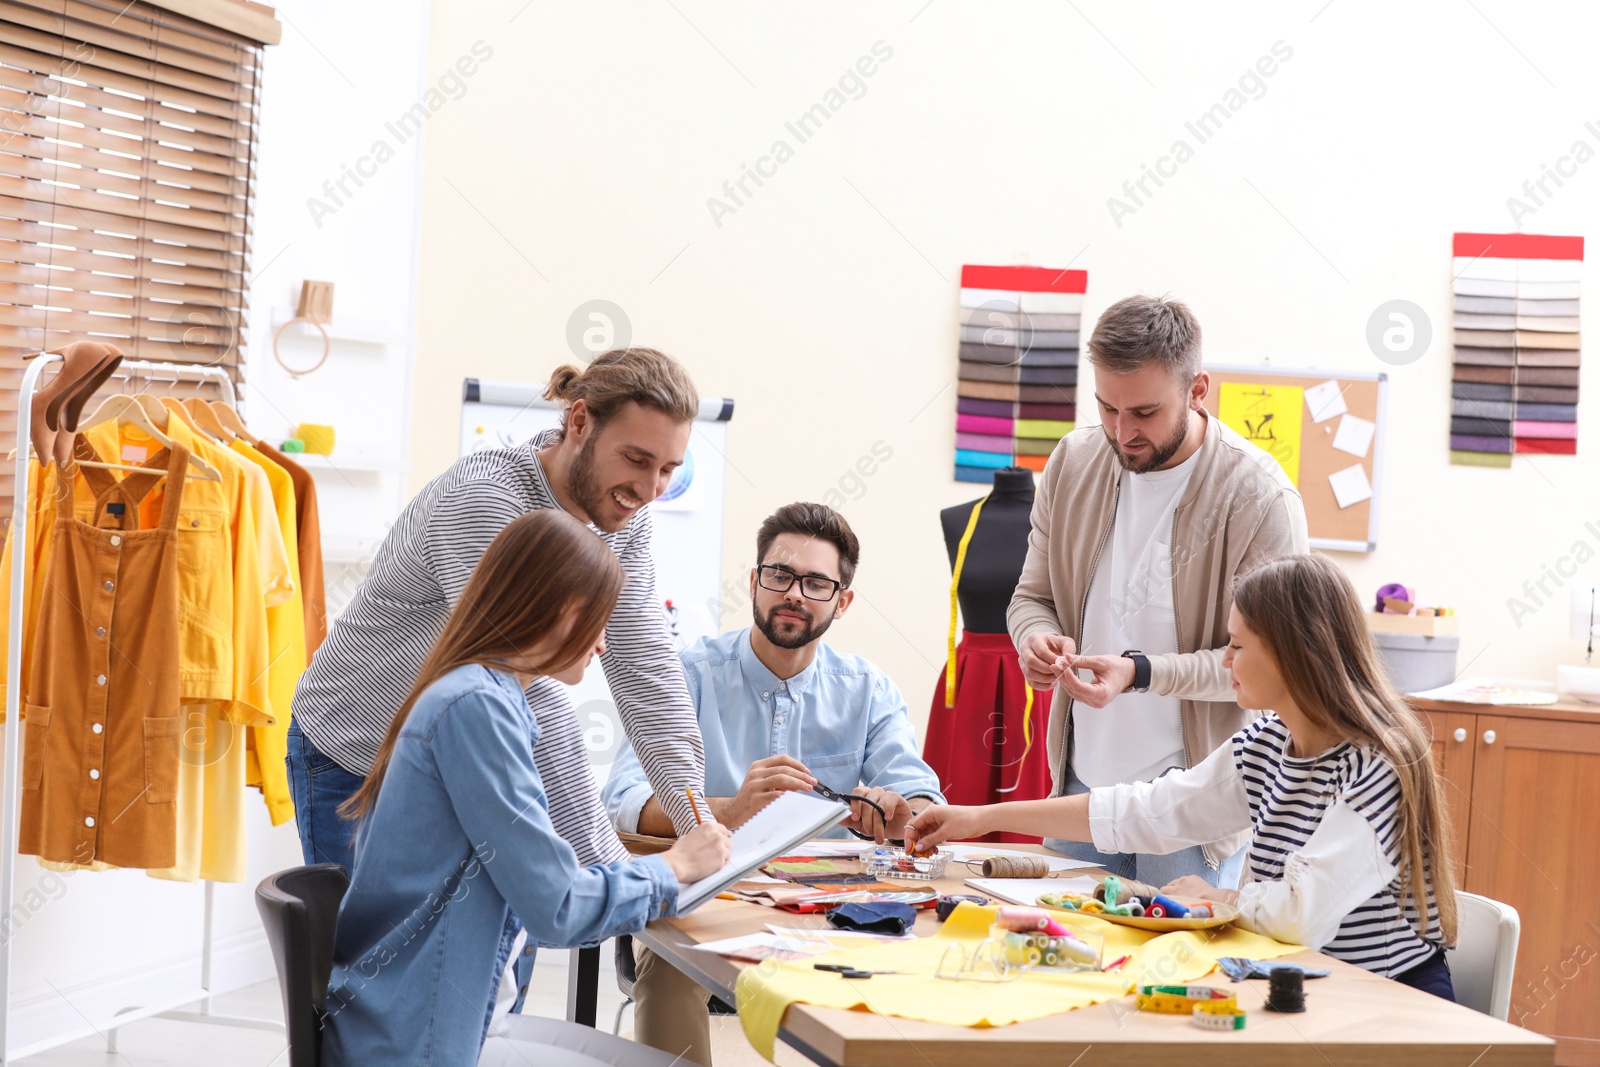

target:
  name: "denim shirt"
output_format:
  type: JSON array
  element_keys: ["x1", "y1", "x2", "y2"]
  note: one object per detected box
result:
[
  {"x1": 602, "y1": 628, "x2": 945, "y2": 835},
  {"x1": 322, "y1": 664, "x2": 678, "y2": 1067}
]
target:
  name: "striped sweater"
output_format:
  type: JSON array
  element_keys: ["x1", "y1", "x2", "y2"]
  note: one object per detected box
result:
[
  {"x1": 1088, "y1": 714, "x2": 1443, "y2": 977},
  {"x1": 291, "y1": 429, "x2": 706, "y2": 861}
]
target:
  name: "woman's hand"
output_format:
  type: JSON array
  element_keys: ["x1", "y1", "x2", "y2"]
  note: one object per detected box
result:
[
  {"x1": 904, "y1": 804, "x2": 988, "y2": 850},
  {"x1": 662, "y1": 822, "x2": 732, "y2": 884},
  {"x1": 1160, "y1": 875, "x2": 1239, "y2": 906}
]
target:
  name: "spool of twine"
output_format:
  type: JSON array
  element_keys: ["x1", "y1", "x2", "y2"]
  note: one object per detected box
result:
[{"x1": 982, "y1": 854, "x2": 1050, "y2": 878}]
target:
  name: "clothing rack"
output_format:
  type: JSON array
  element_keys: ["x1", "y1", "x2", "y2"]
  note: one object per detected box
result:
[{"x1": 1, "y1": 355, "x2": 283, "y2": 1061}]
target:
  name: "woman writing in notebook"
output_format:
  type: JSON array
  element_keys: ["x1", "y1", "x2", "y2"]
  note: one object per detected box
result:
[
  {"x1": 908, "y1": 553, "x2": 1458, "y2": 1000},
  {"x1": 321, "y1": 511, "x2": 730, "y2": 1066}
]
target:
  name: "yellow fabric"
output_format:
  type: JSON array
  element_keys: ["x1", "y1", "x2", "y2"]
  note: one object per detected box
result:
[
  {"x1": 149, "y1": 706, "x2": 249, "y2": 882},
  {"x1": 230, "y1": 438, "x2": 305, "y2": 826},
  {"x1": 735, "y1": 902, "x2": 1305, "y2": 1061},
  {"x1": 81, "y1": 419, "x2": 274, "y2": 728},
  {"x1": 945, "y1": 497, "x2": 986, "y2": 707}
]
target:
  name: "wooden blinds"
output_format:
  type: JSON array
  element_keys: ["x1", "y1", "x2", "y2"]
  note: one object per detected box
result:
[{"x1": 0, "y1": 0, "x2": 276, "y2": 507}]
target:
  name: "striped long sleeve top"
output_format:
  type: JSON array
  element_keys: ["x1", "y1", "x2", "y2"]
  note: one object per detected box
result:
[
  {"x1": 290, "y1": 430, "x2": 706, "y2": 861},
  {"x1": 1088, "y1": 714, "x2": 1444, "y2": 977}
]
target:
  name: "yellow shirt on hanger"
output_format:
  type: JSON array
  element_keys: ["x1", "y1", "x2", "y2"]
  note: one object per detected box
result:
[
  {"x1": 230, "y1": 438, "x2": 306, "y2": 827},
  {"x1": 0, "y1": 459, "x2": 63, "y2": 718}
]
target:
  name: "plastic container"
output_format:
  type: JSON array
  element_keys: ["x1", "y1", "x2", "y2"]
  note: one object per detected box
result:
[
  {"x1": 861, "y1": 846, "x2": 950, "y2": 880},
  {"x1": 1374, "y1": 632, "x2": 1460, "y2": 693},
  {"x1": 990, "y1": 924, "x2": 1104, "y2": 971}
]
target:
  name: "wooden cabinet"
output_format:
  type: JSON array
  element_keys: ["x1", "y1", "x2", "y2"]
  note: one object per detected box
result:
[{"x1": 1414, "y1": 698, "x2": 1600, "y2": 1067}]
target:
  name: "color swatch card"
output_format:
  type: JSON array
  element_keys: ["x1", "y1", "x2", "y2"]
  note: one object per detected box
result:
[
  {"x1": 1450, "y1": 232, "x2": 1583, "y2": 467},
  {"x1": 953, "y1": 264, "x2": 1088, "y2": 484}
]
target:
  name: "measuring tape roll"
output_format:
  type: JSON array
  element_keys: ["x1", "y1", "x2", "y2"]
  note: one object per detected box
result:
[
  {"x1": 1136, "y1": 985, "x2": 1237, "y2": 1014},
  {"x1": 1192, "y1": 1002, "x2": 1248, "y2": 1031}
]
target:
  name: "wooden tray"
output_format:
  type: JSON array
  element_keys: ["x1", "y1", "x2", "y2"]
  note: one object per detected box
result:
[{"x1": 1040, "y1": 896, "x2": 1239, "y2": 932}]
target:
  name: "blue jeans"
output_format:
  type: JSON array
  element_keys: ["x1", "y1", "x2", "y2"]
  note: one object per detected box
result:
[
  {"x1": 1044, "y1": 766, "x2": 1246, "y2": 889},
  {"x1": 284, "y1": 717, "x2": 364, "y2": 871}
]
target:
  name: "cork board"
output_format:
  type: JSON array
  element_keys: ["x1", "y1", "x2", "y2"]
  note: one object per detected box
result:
[{"x1": 1201, "y1": 364, "x2": 1388, "y2": 553}]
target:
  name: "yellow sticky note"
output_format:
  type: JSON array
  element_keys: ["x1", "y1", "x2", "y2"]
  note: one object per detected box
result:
[{"x1": 1218, "y1": 382, "x2": 1303, "y2": 485}]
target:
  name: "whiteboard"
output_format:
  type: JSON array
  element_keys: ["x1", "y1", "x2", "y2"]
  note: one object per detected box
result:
[{"x1": 460, "y1": 378, "x2": 734, "y2": 774}]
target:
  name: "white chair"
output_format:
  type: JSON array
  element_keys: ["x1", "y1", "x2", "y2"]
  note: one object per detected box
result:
[{"x1": 1446, "y1": 891, "x2": 1520, "y2": 1020}]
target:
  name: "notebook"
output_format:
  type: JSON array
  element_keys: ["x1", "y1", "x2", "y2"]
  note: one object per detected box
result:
[{"x1": 676, "y1": 793, "x2": 850, "y2": 913}]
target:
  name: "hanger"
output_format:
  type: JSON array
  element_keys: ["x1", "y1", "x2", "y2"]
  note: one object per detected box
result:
[
  {"x1": 208, "y1": 401, "x2": 258, "y2": 446},
  {"x1": 182, "y1": 396, "x2": 234, "y2": 444},
  {"x1": 76, "y1": 394, "x2": 222, "y2": 483}
]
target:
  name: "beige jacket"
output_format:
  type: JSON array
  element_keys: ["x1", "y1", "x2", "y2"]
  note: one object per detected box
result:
[{"x1": 1007, "y1": 411, "x2": 1309, "y2": 868}]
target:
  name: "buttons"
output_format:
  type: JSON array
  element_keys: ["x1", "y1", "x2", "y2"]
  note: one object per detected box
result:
[
  {"x1": 95, "y1": 626, "x2": 106, "y2": 639},
  {"x1": 91, "y1": 723, "x2": 103, "y2": 735},
  {"x1": 84, "y1": 817, "x2": 94, "y2": 828},
  {"x1": 95, "y1": 674, "x2": 106, "y2": 686},
  {"x1": 102, "y1": 580, "x2": 114, "y2": 592},
  {"x1": 762, "y1": 691, "x2": 770, "y2": 699},
  {"x1": 523, "y1": 946, "x2": 534, "y2": 956},
  {"x1": 191, "y1": 519, "x2": 200, "y2": 528},
  {"x1": 89, "y1": 769, "x2": 99, "y2": 780},
  {"x1": 109, "y1": 535, "x2": 121, "y2": 547}
]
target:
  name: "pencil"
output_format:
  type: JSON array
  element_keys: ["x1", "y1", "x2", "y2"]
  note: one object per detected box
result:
[{"x1": 686, "y1": 787, "x2": 704, "y2": 826}]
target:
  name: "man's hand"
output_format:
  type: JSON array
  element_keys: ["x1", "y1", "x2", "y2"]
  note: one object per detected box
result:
[
  {"x1": 1055, "y1": 653, "x2": 1136, "y2": 709},
  {"x1": 727, "y1": 755, "x2": 815, "y2": 828},
  {"x1": 1019, "y1": 632, "x2": 1077, "y2": 689},
  {"x1": 840, "y1": 787, "x2": 912, "y2": 843}
]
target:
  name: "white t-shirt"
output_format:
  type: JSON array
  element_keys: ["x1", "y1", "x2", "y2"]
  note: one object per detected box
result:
[{"x1": 1071, "y1": 443, "x2": 1201, "y2": 788}]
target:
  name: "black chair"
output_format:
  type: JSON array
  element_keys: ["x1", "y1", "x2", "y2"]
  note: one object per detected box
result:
[
  {"x1": 256, "y1": 864, "x2": 350, "y2": 1067},
  {"x1": 613, "y1": 934, "x2": 735, "y2": 1035}
]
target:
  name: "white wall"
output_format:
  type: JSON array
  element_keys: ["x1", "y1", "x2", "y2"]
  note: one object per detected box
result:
[
  {"x1": 411, "y1": 1, "x2": 1600, "y2": 725},
  {"x1": 2, "y1": 0, "x2": 430, "y2": 1048}
]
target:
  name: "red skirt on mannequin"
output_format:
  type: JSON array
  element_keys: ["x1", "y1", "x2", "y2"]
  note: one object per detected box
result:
[{"x1": 923, "y1": 630, "x2": 1054, "y2": 843}]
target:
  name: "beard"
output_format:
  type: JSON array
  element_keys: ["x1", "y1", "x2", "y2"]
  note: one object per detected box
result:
[
  {"x1": 753, "y1": 599, "x2": 836, "y2": 650},
  {"x1": 567, "y1": 433, "x2": 627, "y2": 533},
  {"x1": 1104, "y1": 413, "x2": 1190, "y2": 474}
]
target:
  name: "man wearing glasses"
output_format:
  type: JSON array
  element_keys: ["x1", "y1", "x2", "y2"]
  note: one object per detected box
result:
[{"x1": 602, "y1": 501, "x2": 942, "y2": 1065}]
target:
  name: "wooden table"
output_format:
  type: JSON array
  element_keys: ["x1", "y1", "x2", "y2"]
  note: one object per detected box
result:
[{"x1": 634, "y1": 846, "x2": 1555, "y2": 1066}]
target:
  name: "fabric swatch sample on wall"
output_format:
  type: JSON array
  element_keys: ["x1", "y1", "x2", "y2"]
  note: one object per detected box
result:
[
  {"x1": 952, "y1": 264, "x2": 1087, "y2": 482},
  {"x1": 1449, "y1": 232, "x2": 1584, "y2": 466}
]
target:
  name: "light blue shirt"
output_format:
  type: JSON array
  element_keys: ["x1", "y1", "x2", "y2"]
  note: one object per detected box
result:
[
  {"x1": 323, "y1": 664, "x2": 678, "y2": 1067},
  {"x1": 602, "y1": 627, "x2": 945, "y2": 834}
]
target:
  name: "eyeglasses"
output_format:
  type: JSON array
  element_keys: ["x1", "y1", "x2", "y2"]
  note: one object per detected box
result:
[{"x1": 757, "y1": 564, "x2": 844, "y2": 602}]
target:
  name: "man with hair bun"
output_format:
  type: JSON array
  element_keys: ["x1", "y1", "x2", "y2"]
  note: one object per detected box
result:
[
  {"x1": 287, "y1": 347, "x2": 711, "y2": 1010},
  {"x1": 1009, "y1": 295, "x2": 1308, "y2": 888}
]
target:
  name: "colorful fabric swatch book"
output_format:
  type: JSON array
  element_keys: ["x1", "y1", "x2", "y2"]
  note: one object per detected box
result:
[
  {"x1": 955, "y1": 264, "x2": 1087, "y2": 483},
  {"x1": 1451, "y1": 232, "x2": 1583, "y2": 467}
]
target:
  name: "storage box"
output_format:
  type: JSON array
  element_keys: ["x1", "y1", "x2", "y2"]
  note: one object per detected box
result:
[{"x1": 1366, "y1": 612, "x2": 1460, "y2": 637}]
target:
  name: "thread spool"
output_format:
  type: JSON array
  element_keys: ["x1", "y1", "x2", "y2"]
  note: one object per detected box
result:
[
  {"x1": 995, "y1": 907, "x2": 1050, "y2": 932},
  {"x1": 1096, "y1": 876, "x2": 1161, "y2": 905},
  {"x1": 1263, "y1": 968, "x2": 1306, "y2": 1013},
  {"x1": 981, "y1": 854, "x2": 1051, "y2": 878}
]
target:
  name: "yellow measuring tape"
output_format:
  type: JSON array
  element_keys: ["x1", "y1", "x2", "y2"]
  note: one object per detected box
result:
[{"x1": 945, "y1": 496, "x2": 1034, "y2": 792}]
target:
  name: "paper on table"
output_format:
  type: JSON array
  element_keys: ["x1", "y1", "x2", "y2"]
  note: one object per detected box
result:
[
  {"x1": 690, "y1": 933, "x2": 833, "y2": 962},
  {"x1": 1332, "y1": 414, "x2": 1376, "y2": 458},
  {"x1": 964, "y1": 875, "x2": 1103, "y2": 906},
  {"x1": 1328, "y1": 463, "x2": 1373, "y2": 509},
  {"x1": 791, "y1": 840, "x2": 875, "y2": 858},
  {"x1": 1304, "y1": 379, "x2": 1348, "y2": 423},
  {"x1": 939, "y1": 844, "x2": 1100, "y2": 873}
]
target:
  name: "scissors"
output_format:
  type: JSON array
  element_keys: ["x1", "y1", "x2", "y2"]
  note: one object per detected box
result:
[{"x1": 810, "y1": 782, "x2": 897, "y2": 843}]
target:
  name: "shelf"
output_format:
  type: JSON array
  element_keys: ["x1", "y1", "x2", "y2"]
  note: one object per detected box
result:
[
  {"x1": 269, "y1": 310, "x2": 417, "y2": 349},
  {"x1": 288, "y1": 452, "x2": 410, "y2": 474}
]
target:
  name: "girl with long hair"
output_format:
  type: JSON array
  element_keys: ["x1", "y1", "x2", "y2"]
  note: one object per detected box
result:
[
  {"x1": 321, "y1": 510, "x2": 730, "y2": 1065},
  {"x1": 909, "y1": 553, "x2": 1458, "y2": 999}
]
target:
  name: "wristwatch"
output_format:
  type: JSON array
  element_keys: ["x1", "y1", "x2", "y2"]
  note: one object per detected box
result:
[{"x1": 1120, "y1": 650, "x2": 1152, "y2": 693}]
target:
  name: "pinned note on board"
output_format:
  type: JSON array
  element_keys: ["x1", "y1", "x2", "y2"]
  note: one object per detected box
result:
[
  {"x1": 1218, "y1": 381, "x2": 1303, "y2": 485},
  {"x1": 1332, "y1": 414, "x2": 1376, "y2": 459},
  {"x1": 1328, "y1": 463, "x2": 1373, "y2": 509},
  {"x1": 1304, "y1": 379, "x2": 1348, "y2": 423}
]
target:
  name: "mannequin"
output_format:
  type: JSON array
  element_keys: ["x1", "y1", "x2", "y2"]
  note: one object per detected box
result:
[
  {"x1": 924, "y1": 466, "x2": 1054, "y2": 842},
  {"x1": 939, "y1": 467, "x2": 1034, "y2": 632}
]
